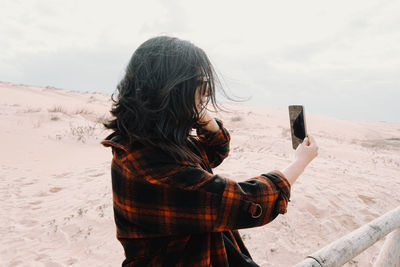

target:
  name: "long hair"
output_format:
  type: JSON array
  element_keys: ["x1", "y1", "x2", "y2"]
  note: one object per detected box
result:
[{"x1": 103, "y1": 36, "x2": 223, "y2": 163}]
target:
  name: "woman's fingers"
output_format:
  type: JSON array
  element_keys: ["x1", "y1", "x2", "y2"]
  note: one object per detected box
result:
[
  {"x1": 303, "y1": 136, "x2": 309, "y2": 146},
  {"x1": 308, "y1": 135, "x2": 318, "y2": 148}
]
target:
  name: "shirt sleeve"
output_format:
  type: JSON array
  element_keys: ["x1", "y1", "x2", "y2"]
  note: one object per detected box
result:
[
  {"x1": 195, "y1": 119, "x2": 230, "y2": 168},
  {"x1": 204, "y1": 169, "x2": 291, "y2": 231},
  {"x1": 112, "y1": 157, "x2": 291, "y2": 236}
]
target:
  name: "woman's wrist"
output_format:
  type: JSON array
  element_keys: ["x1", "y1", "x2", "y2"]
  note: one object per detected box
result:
[{"x1": 282, "y1": 159, "x2": 307, "y2": 186}]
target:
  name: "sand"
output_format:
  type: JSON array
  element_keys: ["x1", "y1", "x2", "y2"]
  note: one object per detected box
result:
[{"x1": 1, "y1": 82, "x2": 399, "y2": 266}]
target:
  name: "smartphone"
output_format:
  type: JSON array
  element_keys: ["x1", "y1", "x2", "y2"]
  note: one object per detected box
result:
[{"x1": 288, "y1": 105, "x2": 307, "y2": 149}]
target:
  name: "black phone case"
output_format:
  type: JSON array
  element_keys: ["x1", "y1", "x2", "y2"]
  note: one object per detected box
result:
[{"x1": 288, "y1": 105, "x2": 307, "y2": 149}]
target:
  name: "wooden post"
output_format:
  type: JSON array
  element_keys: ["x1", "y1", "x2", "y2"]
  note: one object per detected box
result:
[
  {"x1": 373, "y1": 228, "x2": 400, "y2": 267},
  {"x1": 295, "y1": 206, "x2": 400, "y2": 267}
]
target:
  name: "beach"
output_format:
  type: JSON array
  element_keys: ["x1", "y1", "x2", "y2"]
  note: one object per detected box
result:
[{"x1": 1, "y1": 82, "x2": 399, "y2": 266}]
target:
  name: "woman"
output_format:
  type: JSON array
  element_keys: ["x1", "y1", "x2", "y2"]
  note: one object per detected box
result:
[{"x1": 101, "y1": 36, "x2": 318, "y2": 266}]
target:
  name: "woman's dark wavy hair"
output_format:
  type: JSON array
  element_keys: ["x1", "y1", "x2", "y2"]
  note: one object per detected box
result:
[{"x1": 104, "y1": 36, "x2": 224, "y2": 163}]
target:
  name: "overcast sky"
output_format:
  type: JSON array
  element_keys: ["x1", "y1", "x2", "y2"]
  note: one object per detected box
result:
[{"x1": 1, "y1": 0, "x2": 399, "y2": 122}]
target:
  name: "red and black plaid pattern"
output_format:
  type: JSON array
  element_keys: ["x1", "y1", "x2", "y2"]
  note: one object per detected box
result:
[{"x1": 101, "y1": 119, "x2": 291, "y2": 266}]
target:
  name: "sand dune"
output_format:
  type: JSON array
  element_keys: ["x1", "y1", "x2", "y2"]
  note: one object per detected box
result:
[{"x1": 1, "y1": 82, "x2": 399, "y2": 266}]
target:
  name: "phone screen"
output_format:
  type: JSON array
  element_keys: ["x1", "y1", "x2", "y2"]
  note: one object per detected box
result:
[{"x1": 288, "y1": 105, "x2": 307, "y2": 149}]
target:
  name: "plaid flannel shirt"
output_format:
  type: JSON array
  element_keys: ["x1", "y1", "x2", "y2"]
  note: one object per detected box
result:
[{"x1": 101, "y1": 119, "x2": 291, "y2": 266}]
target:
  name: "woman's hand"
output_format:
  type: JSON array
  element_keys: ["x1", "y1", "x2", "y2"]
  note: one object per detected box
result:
[
  {"x1": 282, "y1": 135, "x2": 319, "y2": 186},
  {"x1": 198, "y1": 109, "x2": 219, "y2": 133},
  {"x1": 295, "y1": 135, "x2": 319, "y2": 166}
]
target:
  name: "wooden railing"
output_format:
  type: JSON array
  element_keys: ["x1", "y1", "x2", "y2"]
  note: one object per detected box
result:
[{"x1": 295, "y1": 205, "x2": 400, "y2": 267}]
